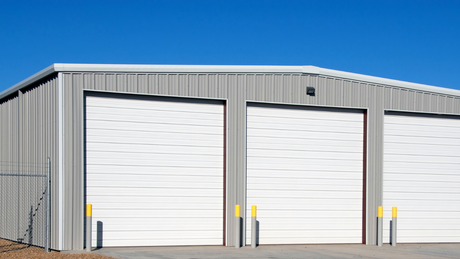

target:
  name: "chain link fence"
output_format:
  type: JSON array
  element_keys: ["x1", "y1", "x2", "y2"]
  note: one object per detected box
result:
[{"x1": 0, "y1": 158, "x2": 50, "y2": 253}]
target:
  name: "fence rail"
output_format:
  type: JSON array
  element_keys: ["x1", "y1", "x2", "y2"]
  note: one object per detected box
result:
[{"x1": 0, "y1": 158, "x2": 50, "y2": 253}]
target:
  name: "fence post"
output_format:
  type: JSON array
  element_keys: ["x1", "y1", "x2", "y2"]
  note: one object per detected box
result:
[
  {"x1": 391, "y1": 207, "x2": 397, "y2": 246},
  {"x1": 45, "y1": 157, "x2": 51, "y2": 252},
  {"x1": 377, "y1": 206, "x2": 383, "y2": 246},
  {"x1": 235, "y1": 205, "x2": 240, "y2": 248},
  {"x1": 86, "y1": 204, "x2": 92, "y2": 252},
  {"x1": 251, "y1": 205, "x2": 257, "y2": 248}
]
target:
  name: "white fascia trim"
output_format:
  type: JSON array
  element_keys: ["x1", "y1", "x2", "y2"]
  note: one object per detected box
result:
[{"x1": 52, "y1": 63, "x2": 304, "y2": 74}]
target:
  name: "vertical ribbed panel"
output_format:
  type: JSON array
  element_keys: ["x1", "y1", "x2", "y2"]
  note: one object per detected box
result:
[
  {"x1": 127, "y1": 74, "x2": 137, "y2": 93},
  {"x1": 54, "y1": 71, "x2": 460, "y2": 250},
  {"x1": 0, "y1": 93, "x2": 19, "y2": 243},
  {"x1": 455, "y1": 98, "x2": 460, "y2": 113},
  {"x1": 383, "y1": 87, "x2": 392, "y2": 109},
  {"x1": 5, "y1": 76, "x2": 60, "y2": 249}
]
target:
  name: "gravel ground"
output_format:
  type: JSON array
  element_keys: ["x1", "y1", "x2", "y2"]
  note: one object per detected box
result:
[{"x1": 0, "y1": 239, "x2": 116, "y2": 259}]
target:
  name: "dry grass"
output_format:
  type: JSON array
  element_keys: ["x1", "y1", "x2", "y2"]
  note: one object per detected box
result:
[{"x1": 0, "y1": 239, "x2": 116, "y2": 259}]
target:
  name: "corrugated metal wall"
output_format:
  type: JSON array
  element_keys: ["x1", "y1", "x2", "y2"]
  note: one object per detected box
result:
[
  {"x1": 0, "y1": 94, "x2": 20, "y2": 242},
  {"x1": 60, "y1": 72, "x2": 460, "y2": 249},
  {"x1": 0, "y1": 75, "x2": 60, "y2": 249}
]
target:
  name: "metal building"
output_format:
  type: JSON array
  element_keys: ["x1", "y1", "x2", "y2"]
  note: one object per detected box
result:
[{"x1": 1, "y1": 64, "x2": 459, "y2": 251}]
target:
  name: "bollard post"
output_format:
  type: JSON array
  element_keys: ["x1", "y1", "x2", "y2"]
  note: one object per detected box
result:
[
  {"x1": 235, "y1": 205, "x2": 240, "y2": 248},
  {"x1": 86, "y1": 204, "x2": 92, "y2": 252},
  {"x1": 377, "y1": 206, "x2": 383, "y2": 246},
  {"x1": 251, "y1": 205, "x2": 257, "y2": 248},
  {"x1": 391, "y1": 207, "x2": 397, "y2": 246}
]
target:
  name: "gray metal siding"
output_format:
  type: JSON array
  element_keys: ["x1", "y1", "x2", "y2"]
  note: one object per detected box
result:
[
  {"x1": 21, "y1": 78, "x2": 60, "y2": 249},
  {"x1": 0, "y1": 76, "x2": 60, "y2": 250},
  {"x1": 59, "y1": 72, "x2": 460, "y2": 250},
  {"x1": 0, "y1": 94, "x2": 20, "y2": 242}
]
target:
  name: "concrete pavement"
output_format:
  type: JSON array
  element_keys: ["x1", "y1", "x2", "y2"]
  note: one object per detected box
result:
[{"x1": 90, "y1": 244, "x2": 460, "y2": 259}]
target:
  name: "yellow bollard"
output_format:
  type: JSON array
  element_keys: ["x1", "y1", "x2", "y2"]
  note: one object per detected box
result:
[
  {"x1": 391, "y1": 207, "x2": 397, "y2": 246},
  {"x1": 251, "y1": 206, "x2": 257, "y2": 248},
  {"x1": 377, "y1": 206, "x2": 383, "y2": 246},
  {"x1": 235, "y1": 205, "x2": 241, "y2": 248},
  {"x1": 86, "y1": 204, "x2": 92, "y2": 252}
]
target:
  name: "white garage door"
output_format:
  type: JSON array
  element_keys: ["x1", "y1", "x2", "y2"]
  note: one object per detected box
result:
[
  {"x1": 85, "y1": 95, "x2": 224, "y2": 247},
  {"x1": 246, "y1": 104, "x2": 364, "y2": 245},
  {"x1": 383, "y1": 113, "x2": 460, "y2": 243}
]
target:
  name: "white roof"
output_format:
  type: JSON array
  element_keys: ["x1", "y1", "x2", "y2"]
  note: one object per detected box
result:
[{"x1": 1, "y1": 63, "x2": 459, "y2": 99}]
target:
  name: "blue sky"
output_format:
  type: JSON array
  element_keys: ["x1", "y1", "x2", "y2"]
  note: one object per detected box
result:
[{"x1": 1, "y1": 0, "x2": 459, "y2": 93}]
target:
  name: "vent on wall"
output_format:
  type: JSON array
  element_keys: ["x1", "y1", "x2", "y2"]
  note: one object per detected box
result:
[{"x1": 306, "y1": 87, "x2": 316, "y2": 96}]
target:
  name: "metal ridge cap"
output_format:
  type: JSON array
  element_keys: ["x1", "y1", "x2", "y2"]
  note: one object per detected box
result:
[
  {"x1": 306, "y1": 66, "x2": 460, "y2": 96},
  {"x1": 52, "y1": 63, "x2": 305, "y2": 73},
  {"x1": 0, "y1": 64, "x2": 57, "y2": 100}
]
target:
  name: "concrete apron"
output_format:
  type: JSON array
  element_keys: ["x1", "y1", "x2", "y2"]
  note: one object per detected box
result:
[{"x1": 87, "y1": 244, "x2": 460, "y2": 259}]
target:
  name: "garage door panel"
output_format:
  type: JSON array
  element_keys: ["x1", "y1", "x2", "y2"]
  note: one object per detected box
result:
[
  {"x1": 87, "y1": 130, "x2": 223, "y2": 145},
  {"x1": 88, "y1": 180, "x2": 222, "y2": 189},
  {"x1": 88, "y1": 174, "x2": 222, "y2": 184},
  {"x1": 86, "y1": 95, "x2": 224, "y2": 247},
  {"x1": 384, "y1": 154, "x2": 460, "y2": 164},
  {"x1": 247, "y1": 105, "x2": 363, "y2": 245},
  {"x1": 385, "y1": 127, "x2": 460, "y2": 138},
  {"x1": 248, "y1": 183, "x2": 362, "y2": 192},
  {"x1": 385, "y1": 145, "x2": 460, "y2": 156},
  {"x1": 384, "y1": 162, "x2": 460, "y2": 172},
  {"x1": 385, "y1": 135, "x2": 460, "y2": 146},
  {"x1": 87, "y1": 157, "x2": 222, "y2": 167},
  {"x1": 247, "y1": 157, "x2": 362, "y2": 169},
  {"x1": 388, "y1": 220, "x2": 460, "y2": 229},
  {"x1": 384, "y1": 184, "x2": 460, "y2": 193},
  {"x1": 253, "y1": 197, "x2": 362, "y2": 205},
  {"x1": 87, "y1": 166, "x2": 221, "y2": 177},
  {"x1": 88, "y1": 186, "x2": 222, "y2": 197},
  {"x1": 101, "y1": 238, "x2": 221, "y2": 247},
  {"x1": 248, "y1": 169, "x2": 362, "y2": 178},
  {"x1": 88, "y1": 107, "x2": 223, "y2": 123},
  {"x1": 247, "y1": 106, "x2": 362, "y2": 120},
  {"x1": 248, "y1": 178, "x2": 362, "y2": 186},
  {"x1": 247, "y1": 149, "x2": 362, "y2": 160},
  {"x1": 247, "y1": 128, "x2": 363, "y2": 141},
  {"x1": 384, "y1": 192, "x2": 460, "y2": 200},
  {"x1": 87, "y1": 143, "x2": 223, "y2": 154},
  {"x1": 383, "y1": 114, "x2": 460, "y2": 243},
  {"x1": 248, "y1": 121, "x2": 363, "y2": 134},
  {"x1": 258, "y1": 237, "x2": 361, "y2": 245},
  {"x1": 94, "y1": 230, "x2": 222, "y2": 241},
  {"x1": 88, "y1": 120, "x2": 221, "y2": 134},
  {"x1": 89, "y1": 199, "x2": 223, "y2": 209},
  {"x1": 248, "y1": 190, "x2": 362, "y2": 200},
  {"x1": 248, "y1": 144, "x2": 363, "y2": 153},
  {"x1": 94, "y1": 210, "x2": 223, "y2": 218},
  {"x1": 87, "y1": 96, "x2": 222, "y2": 112},
  {"x1": 87, "y1": 151, "x2": 223, "y2": 163},
  {"x1": 95, "y1": 219, "x2": 223, "y2": 231}
]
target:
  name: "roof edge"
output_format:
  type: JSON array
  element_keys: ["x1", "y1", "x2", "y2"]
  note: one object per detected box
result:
[
  {"x1": 305, "y1": 66, "x2": 460, "y2": 96},
  {"x1": 0, "y1": 64, "x2": 57, "y2": 99},
  {"x1": 1, "y1": 63, "x2": 460, "y2": 100}
]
